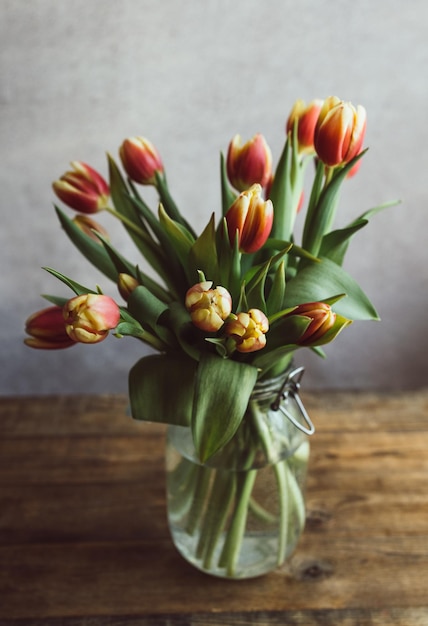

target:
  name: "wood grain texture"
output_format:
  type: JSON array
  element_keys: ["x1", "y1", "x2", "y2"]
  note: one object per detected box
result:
[{"x1": 1, "y1": 391, "x2": 428, "y2": 624}]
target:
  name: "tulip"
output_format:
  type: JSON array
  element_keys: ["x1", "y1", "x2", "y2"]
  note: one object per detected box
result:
[
  {"x1": 185, "y1": 281, "x2": 232, "y2": 332},
  {"x1": 73, "y1": 215, "x2": 110, "y2": 243},
  {"x1": 24, "y1": 306, "x2": 76, "y2": 349},
  {"x1": 52, "y1": 162, "x2": 110, "y2": 214},
  {"x1": 118, "y1": 273, "x2": 139, "y2": 302},
  {"x1": 286, "y1": 98, "x2": 323, "y2": 154},
  {"x1": 223, "y1": 309, "x2": 269, "y2": 353},
  {"x1": 119, "y1": 136, "x2": 164, "y2": 185},
  {"x1": 63, "y1": 294, "x2": 121, "y2": 344},
  {"x1": 314, "y1": 96, "x2": 367, "y2": 167},
  {"x1": 226, "y1": 133, "x2": 273, "y2": 192},
  {"x1": 288, "y1": 302, "x2": 336, "y2": 346},
  {"x1": 225, "y1": 184, "x2": 273, "y2": 253}
]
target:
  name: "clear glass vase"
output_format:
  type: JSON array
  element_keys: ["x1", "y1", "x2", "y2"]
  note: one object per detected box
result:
[{"x1": 165, "y1": 366, "x2": 313, "y2": 579}]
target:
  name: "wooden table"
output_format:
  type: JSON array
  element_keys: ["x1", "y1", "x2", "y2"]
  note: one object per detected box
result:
[{"x1": 1, "y1": 391, "x2": 427, "y2": 625}]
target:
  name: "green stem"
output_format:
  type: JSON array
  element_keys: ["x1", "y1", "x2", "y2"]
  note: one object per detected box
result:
[
  {"x1": 185, "y1": 464, "x2": 211, "y2": 536},
  {"x1": 218, "y1": 468, "x2": 257, "y2": 576},
  {"x1": 104, "y1": 206, "x2": 148, "y2": 239},
  {"x1": 196, "y1": 469, "x2": 236, "y2": 569}
]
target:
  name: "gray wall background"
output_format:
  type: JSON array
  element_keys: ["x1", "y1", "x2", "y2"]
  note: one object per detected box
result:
[{"x1": 1, "y1": 0, "x2": 427, "y2": 395}]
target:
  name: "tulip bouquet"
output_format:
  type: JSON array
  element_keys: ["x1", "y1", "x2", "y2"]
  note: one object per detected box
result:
[{"x1": 25, "y1": 96, "x2": 391, "y2": 577}]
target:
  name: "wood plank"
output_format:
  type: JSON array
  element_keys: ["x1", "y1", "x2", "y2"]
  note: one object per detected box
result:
[
  {"x1": 1, "y1": 390, "x2": 428, "y2": 437},
  {"x1": 0, "y1": 607, "x2": 428, "y2": 625},
  {"x1": 0, "y1": 608, "x2": 428, "y2": 626},
  {"x1": 0, "y1": 392, "x2": 427, "y2": 623},
  {"x1": 1, "y1": 534, "x2": 427, "y2": 619}
]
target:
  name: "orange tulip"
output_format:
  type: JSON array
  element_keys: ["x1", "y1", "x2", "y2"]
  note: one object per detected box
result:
[
  {"x1": 286, "y1": 98, "x2": 323, "y2": 154},
  {"x1": 225, "y1": 184, "x2": 273, "y2": 253},
  {"x1": 314, "y1": 96, "x2": 366, "y2": 167},
  {"x1": 185, "y1": 281, "x2": 232, "y2": 332},
  {"x1": 289, "y1": 302, "x2": 336, "y2": 346},
  {"x1": 223, "y1": 309, "x2": 269, "y2": 353},
  {"x1": 226, "y1": 133, "x2": 272, "y2": 192},
  {"x1": 52, "y1": 162, "x2": 109, "y2": 214},
  {"x1": 63, "y1": 294, "x2": 120, "y2": 344},
  {"x1": 73, "y1": 214, "x2": 110, "y2": 242},
  {"x1": 24, "y1": 306, "x2": 76, "y2": 349},
  {"x1": 119, "y1": 136, "x2": 164, "y2": 185}
]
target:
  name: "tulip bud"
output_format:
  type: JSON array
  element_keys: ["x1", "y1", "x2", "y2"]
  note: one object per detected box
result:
[
  {"x1": 52, "y1": 162, "x2": 110, "y2": 214},
  {"x1": 223, "y1": 309, "x2": 269, "y2": 353},
  {"x1": 119, "y1": 136, "x2": 164, "y2": 185},
  {"x1": 24, "y1": 306, "x2": 76, "y2": 349},
  {"x1": 73, "y1": 215, "x2": 110, "y2": 243},
  {"x1": 63, "y1": 294, "x2": 120, "y2": 344},
  {"x1": 118, "y1": 273, "x2": 139, "y2": 302},
  {"x1": 288, "y1": 302, "x2": 336, "y2": 346},
  {"x1": 225, "y1": 184, "x2": 273, "y2": 253},
  {"x1": 286, "y1": 98, "x2": 323, "y2": 154},
  {"x1": 185, "y1": 281, "x2": 232, "y2": 333},
  {"x1": 226, "y1": 133, "x2": 273, "y2": 192},
  {"x1": 314, "y1": 96, "x2": 367, "y2": 167}
]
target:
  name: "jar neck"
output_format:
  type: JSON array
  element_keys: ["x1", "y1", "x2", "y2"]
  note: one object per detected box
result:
[{"x1": 251, "y1": 361, "x2": 295, "y2": 404}]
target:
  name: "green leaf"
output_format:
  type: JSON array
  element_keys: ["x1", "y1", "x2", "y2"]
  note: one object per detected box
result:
[
  {"x1": 192, "y1": 354, "x2": 258, "y2": 462},
  {"x1": 307, "y1": 312, "x2": 352, "y2": 346},
  {"x1": 108, "y1": 155, "x2": 173, "y2": 286},
  {"x1": 266, "y1": 260, "x2": 286, "y2": 315},
  {"x1": 43, "y1": 267, "x2": 97, "y2": 296},
  {"x1": 129, "y1": 354, "x2": 197, "y2": 426},
  {"x1": 158, "y1": 204, "x2": 195, "y2": 278},
  {"x1": 42, "y1": 294, "x2": 69, "y2": 307},
  {"x1": 155, "y1": 172, "x2": 196, "y2": 236},
  {"x1": 263, "y1": 314, "x2": 310, "y2": 352},
  {"x1": 55, "y1": 207, "x2": 118, "y2": 282},
  {"x1": 320, "y1": 199, "x2": 400, "y2": 266},
  {"x1": 319, "y1": 219, "x2": 368, "y2": 265},
  {"x1": 166, "y1": 301, "x2": 202, "y2": 361},
  {"x1": 251, "y1": 344, "x2": 297, "y2": 376},
  {"x1": 302, "y1": 151, "x2": 366, "y2": 256},
  {"x1": 220, "y1": 152, "x2": 237, "y2": 215},
  {"x1": 284, "y1": 256, "x2": 380, "y2": 320},
  {"x1": 127, "y1": 285, "x2": 168, "y2": 328},
  {"x1": 269, "y1": 124, "x2": 307, "y2": 242},
  {"x1": 189, "y1": 213, "x2": 219, "y2": 283}
]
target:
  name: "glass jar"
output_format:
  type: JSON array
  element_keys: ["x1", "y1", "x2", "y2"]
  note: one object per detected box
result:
[{"x1": 165, "y1": 366, "x2": 313, "y2": 579}]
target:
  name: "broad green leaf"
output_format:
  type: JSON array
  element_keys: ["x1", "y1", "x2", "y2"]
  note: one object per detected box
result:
[
  {"x1": 251, "y1": 344, "x2": 298, "y2": 376},
  {"x1": 189, "y1": 213, "x2": 219, "y2": 283},
  {"x1": 319, "y1": 220, "x2": 368, "y2": 265},
  {"x1": 263, "y1": 314, "x2": 310, "y2": 352},
  {"x1": 129, "y1": 354, "x2": 197, "y2": 426},
  {"x1": 284, "y1": 256, "x2": 380, "y2": 320},
  {"x1": 192, "y1": 354, "x2": 258, "y2": 462},
  {"x1": 127, "y1": 285, "x2": 176, "y2": 347},
  {"x1": 158, "y1": 204, "x2": 195, "y2": 277},
  {"x1": 127, "y1": 285, "x2": 169, "y2": 328},
  {"x1": 166, "y1": 301, "x2": 202, "y2": 361},
  {"x1": 55, "y1": 207, "x2": 118, "y2": 282},
  {"x1": 320, "y1": 199, "x2": 400, "y2": 265},
  {"x1": 302, "y1": 151, "x2": 366, "y2": 255}
]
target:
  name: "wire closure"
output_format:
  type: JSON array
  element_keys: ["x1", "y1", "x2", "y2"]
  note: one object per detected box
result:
[{"x1": 270, "y1": 366, "x2": 315, "y2": 436}]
